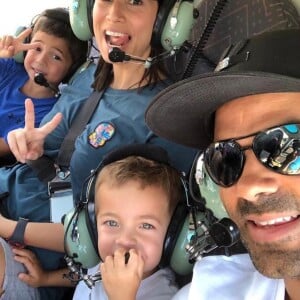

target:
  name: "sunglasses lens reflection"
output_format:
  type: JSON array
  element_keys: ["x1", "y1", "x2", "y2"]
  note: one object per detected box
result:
[
  {"x1": 204, "y1": 124, "x2": 300, "y2": 187},
  {"x1": 253, "y1": 126, "x2": 300, "y2": 175},
  {"x1": 204, "y1": 141, "x2": 244, "y2": 187}
]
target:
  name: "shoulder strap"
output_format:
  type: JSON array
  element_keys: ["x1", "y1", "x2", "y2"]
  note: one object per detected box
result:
[
  {"x1": 57, "y1": 90, "x2": 104, "y2": 169},
  {"x1": 26, "y1": 90, "x2": 104, "y2": 183}
]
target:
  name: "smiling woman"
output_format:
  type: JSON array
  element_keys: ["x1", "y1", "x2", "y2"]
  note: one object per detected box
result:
[{"x1": 0, "y1": 0, "x2": 69, "y2": 36}]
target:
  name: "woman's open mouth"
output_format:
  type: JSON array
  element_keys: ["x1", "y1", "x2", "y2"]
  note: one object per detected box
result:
[{"x1": 105, "y1": 30, "x2": 131, "y2": 48}]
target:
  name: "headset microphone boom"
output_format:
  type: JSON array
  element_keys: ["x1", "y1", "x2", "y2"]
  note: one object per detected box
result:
[
  {"x1": 108, "y1": 47, "x2": 176, "y2": 69},
  {"x1": 34, "y1": 72, "x2": 61, "y2": 98}
]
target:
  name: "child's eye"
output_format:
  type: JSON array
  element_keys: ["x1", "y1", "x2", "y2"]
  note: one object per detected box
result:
[
  {"x1": 104, "y1": 220, "x2": 118, "y2": 227},
  {"x1": 35, "y1": 47, "x2": 42, "y2": 52},
  {"x1": 141, "y1": 223, "x2": 154, "y2": 230},
  {"x1": 52, "y1": 54, "x2": 62, "y2": 61}
]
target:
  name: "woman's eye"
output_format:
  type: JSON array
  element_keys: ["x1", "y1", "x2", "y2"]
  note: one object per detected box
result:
[{"x1": 129, "y1": 0, "x2": 142, "y2": 5}]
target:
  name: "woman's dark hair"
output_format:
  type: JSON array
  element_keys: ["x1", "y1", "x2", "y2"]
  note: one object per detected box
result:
[
  {"x1": 32, "y1": 8, "x2": 89, "y2": 83},
  {"x1": 92, "y1": 1, "x2": 169, "y2": 91}
]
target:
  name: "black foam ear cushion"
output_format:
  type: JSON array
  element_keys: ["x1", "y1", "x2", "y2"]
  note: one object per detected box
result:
[
  {"x1": 86, "y1": 195, "x2": 98, "y2": 252},
  {"x1": 160, "y1": 200, "x2": 188, "y2": 267}
]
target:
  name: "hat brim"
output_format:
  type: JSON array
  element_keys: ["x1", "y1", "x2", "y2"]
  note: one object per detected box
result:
[{"x1": 146, "y1": 71, "x2": 300, "y2": 149}]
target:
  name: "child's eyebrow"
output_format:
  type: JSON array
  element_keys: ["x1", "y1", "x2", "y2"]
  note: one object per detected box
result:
[
  {"x1": 32, "y1": 39, "x2": 66, "y2": 56},
  {"x1": 98, "y1": 212, "x2": 118, "y2": 218},
  {"x1": 49, "y1": 47, "x2": 66, "y2": 57},
  {"x1": 138, "y1": 214, "x2": 163, "y2": 225}
]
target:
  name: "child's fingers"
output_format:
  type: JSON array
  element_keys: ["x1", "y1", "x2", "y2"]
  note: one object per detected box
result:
[
  {"x1": 135, "y1": 251, "x2": 144, "y2": 277},
  {"x1": 39, "y1": 112, "x2": 63, "y2": 137},
  {"x1": 14, "y1": 252, "x2": 36, "y2": 276},
  {"x1": 21, "y1": 41, "x2": 42, "y2": 52},
  {"x1": 0, "y1": 29, "x2": 34, "y2": 57},
  {"x1": 15, "y1": 28, "x2": 32, "y2": 43},
  {"x1": 24, "y1": 98, "x2": 35, "y2": 131},
  {"x1": 18, "y1": 271, "x2": 40, "y2": 288},
  {"x1": 13, "y1": 249, "x2": 42, "y2": 285},
  {"x1": 0, "y1": 36, "x2": 15, "y2": 57},
  {"x1": 8, "y1": 99, "x2": 61, "y2": 162},
  {"x1": 8, "y1": 128, "x2": 34, "y2": 163},
  {"x1": 24, "y1": 98, "x2": 62, "y2": 144},
  {"x1": 127, "y1": 249, "x2": 143, "y2": 267},
  {"x1": 13, "y1": 247, "x2": 37, "y2": 262},
  {"x1": 14, "y1": 253, "x2": 31, "y2": 267},
  {"x1": 18, "y1": 272, "x2": 31, "y2": 285},
  {"x1": 1, "y1": 36, "x2": 14, "y2": 48},
  {"x1": 113, "y1": 248, "x2": 129, "y2": 267}
]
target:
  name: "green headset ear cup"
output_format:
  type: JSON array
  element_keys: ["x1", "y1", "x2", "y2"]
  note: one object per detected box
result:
[
  {"x1": 161, "y1": 1, "x2": 195, "y2": 51},
  {"x1": 159, "y1": 199, "x2": 189, "y2": 270},
  {"x1": 13, "y1": 26, "x2": 28, "y2": 63},
  {"x1": 151, "y1": 0, "x2": 176, "y2": 48},
  {"x1": 63, "y1": 207, "x2": 100, "y2": 269},
  {"x1": 197, "y1": 157, "x2": 228, "y2": 220},
  {"x1": 169, "y1": 210, "x2": 208, "y2": 275},
  {"x1": 70, "y1": 0, "x2": 94, "y2": 41},
  {"x1": 169, "y1": 213, "x2": 193, "y2": 275}
]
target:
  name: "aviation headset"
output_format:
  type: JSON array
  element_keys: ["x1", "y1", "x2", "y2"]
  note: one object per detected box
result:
[
  {"x1": 187, "y1": 151, "x2": 247, "y2": 258},
  {"x1": 69, "y1": 0, "x2": 196, "y2": 50},
  {"x1": 190, "y1": 151, "x2": 229, "y2": 220},
  {"x1": 63, "y1": 144, "x2": 210, "y2": 275},
  {"x1": 14, "y1": 8, "x2": 89, "y2": 83}
]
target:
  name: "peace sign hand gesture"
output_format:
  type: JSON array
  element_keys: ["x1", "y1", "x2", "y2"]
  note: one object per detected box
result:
[
  {"x1": 7, "y1": 99, "x2": 63, "y2": 163},
  {"x1": 0, "y1": 28, "x2": 41, "y2": 58}
]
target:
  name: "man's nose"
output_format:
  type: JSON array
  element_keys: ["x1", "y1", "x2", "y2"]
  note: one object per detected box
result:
[{"x1": 235, "y1": 150, "x2": 280, "y2": 201}]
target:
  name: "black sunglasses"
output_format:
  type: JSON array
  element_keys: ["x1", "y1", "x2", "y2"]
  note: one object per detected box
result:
[{"x1": 203, "y1": 123, "x2": 300, "y2": 187}]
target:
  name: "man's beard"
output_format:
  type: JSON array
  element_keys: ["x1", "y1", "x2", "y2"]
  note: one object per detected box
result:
[
  {"x1": 234, "y1": 191, "x2": 300, "y2": 278},
  {"x1": 242, "y1": 236, "x2": 300, "y2": 278}
]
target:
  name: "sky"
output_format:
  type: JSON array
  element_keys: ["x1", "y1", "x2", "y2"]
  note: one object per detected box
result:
[{"x1": 0, "y1": 0, "x2": 70, "y2": 36}]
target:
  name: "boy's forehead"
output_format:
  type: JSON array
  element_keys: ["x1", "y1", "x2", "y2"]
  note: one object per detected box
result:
[
  {"x1": 96, "y1": 180, "x2": 169, "y2": 201},
  {"x1": 95, "y1": 181, "x2": 171, "y2": 217}
]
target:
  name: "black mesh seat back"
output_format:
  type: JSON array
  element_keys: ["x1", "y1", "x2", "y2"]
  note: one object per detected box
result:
[
  {"x1": 170, "y1": 0, "x2": 300, "y2": 79},
  {"x1": 201, "y1": 0, "x2": 300, "y2": 64}
]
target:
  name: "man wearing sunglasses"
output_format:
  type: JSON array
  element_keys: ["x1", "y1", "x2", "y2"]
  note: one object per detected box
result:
[{"x1": 146, "y1": 29, "x2": 300, "y2": 300}]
